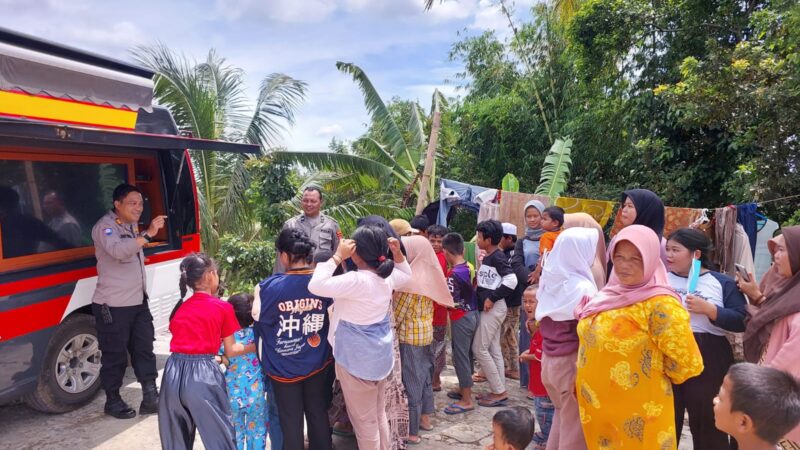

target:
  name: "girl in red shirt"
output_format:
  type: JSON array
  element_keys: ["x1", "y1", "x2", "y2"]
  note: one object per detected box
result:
[{"x1": 158, "y1": 253, "x2": 255, "y2": 450}]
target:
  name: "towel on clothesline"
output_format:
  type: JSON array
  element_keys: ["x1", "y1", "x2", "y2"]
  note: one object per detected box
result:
[{"x1": 555, "y1": 197, "x2": 617, "y2": 228}]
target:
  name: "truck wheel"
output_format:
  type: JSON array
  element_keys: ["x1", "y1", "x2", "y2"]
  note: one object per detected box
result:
[{"x1": 24, "y1": 314, "x2": 102, "y2": 413}]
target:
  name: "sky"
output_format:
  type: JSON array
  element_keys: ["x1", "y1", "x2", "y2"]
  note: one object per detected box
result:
[{"x1": 0, "y1": 0, "x2": 533, "y2": 150}]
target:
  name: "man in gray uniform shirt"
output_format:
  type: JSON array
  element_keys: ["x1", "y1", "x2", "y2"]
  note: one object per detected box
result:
[
  {"x1": 91, "y1": 184, "x2": 165, "y2": 419},
  {"x1": 274, "y1": 186, "x2": 341, "y2": 273}
]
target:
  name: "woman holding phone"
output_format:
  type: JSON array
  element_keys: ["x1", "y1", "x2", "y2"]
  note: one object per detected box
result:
[{"x1": 665, "y1": 228, "x2": 747, "y2": 449}]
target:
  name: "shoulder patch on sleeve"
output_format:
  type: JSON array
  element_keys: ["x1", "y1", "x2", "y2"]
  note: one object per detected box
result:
[{"x1": 103, "y1": 228, "x2": 113, "y2": 236}]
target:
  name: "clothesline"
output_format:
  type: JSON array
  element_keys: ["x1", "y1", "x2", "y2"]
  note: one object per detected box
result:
[{"x1": 757, "y1": 193, "x2": 800, "y2": 206}]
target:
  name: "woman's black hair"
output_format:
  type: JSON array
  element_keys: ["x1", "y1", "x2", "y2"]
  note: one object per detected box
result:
[
  {"x1": 352, "y1": 225, "x2": 394, "y2": 278},
  {"x1": 170, "y1": 252, "x2": 216, "y2": 321},
  {"x1": 275, "y1": 227, "x2": 316, "y2": 265},
  {"x1": 228, "y1": 293, "x2": 254, "y2": 328},
  {"x1": 357, "y1": 215, "x2": 406, "y2": 255},
  {"x1": 668, "y1": 227, "x2": 715, "y2": 270}
]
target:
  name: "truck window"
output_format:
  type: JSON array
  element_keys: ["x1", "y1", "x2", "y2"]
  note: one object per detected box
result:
[{"x1": 0, "y1": 152, "x2": 134, "y2": 271}]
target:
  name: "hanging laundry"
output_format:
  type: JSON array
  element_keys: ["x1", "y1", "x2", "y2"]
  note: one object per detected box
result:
[
  {"x1": 714, "y1": 206, "x2": 738, "y2": 275},
  {"x1": 497, "y1": 191, "x2": 551, "y2": 237},
  {"x1": 663, "y1": 207, "x2": 704, "y2": 238},
  {"x1": 437, "y1": 179, "x2": 492, "y2": 226},
  {"x1": 736, "y1": 202, "x2": 758, "y2": 257},
  {"x1": 554, "y1": 197, "x2": 617, "y2": 228},
  {"x1": 477, "y1": 201, "x2": 500, "y2": 223},
  {"x1": 754, "y1": 219, "x2": 780, "y2": 282}
]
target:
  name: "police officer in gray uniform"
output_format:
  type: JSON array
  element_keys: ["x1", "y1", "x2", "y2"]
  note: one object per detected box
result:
[
  {"x1": 274, "y1": 186, "x2": 341, "y2": 273},
  {"x1": 91, "y1": 184, "x2": 165, "y2": 419}
]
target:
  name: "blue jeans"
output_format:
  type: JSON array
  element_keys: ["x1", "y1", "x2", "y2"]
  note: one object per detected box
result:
[
  {"x1": 533, "y1": 395, "x2": 554, "y2": 447},
  {"x1": 264, "y1": 378, "x2": 282, "y2": 450}
]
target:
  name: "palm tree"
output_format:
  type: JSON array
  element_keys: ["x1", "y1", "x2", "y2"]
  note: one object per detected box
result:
[
  {"x1": 132, "y1": 43, "x2": 307, "y2": 254},
  {"x1": 274, "y1": 62, "x2": 447, "y2": 229}
]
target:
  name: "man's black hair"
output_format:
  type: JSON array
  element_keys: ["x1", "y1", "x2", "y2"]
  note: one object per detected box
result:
[
  {"x1": 112, "y1": 184, "x2": 142, "y2": 204},
  {"x1": 426, "y1": 224, "x2": 449, "y2": 238},
  {"x1": 728, "y1": 362, "x2": 800, "y2": 444},
  {"x1": 476, "y1": 219, "x2": 504, "y2": 245},
  {"x1": 492, "y1": 406, "x2": 535, "y2": 450},
  {"x1": 303, "y1": 185, "x2": 323, "y2": 200},
  {"x1": 410, "y1": 215, "x2": 430, "y2": 232},
  {"x1": 442, "y1": 232, "x2": 464, "y2": 255},
  {"x1": 542, "y1": 206, "x2": 565, "y2": 228}
]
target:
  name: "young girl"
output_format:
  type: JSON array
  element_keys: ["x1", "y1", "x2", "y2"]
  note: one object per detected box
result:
[
  {"x1": 222, "y1": 293, "x2": 267, "y2": 450},
  {"x1": 666, "y1": 228, "x2": 747, "y2": 449},
  {"x1": 308, "y1": 225, "x2": 410, "y2": 450},
  {"x1": 158, "y1": 253, "x2": 254, "y2": 450},
  {"x1": 253, "y1": 228, "x2": 334, "y2": 450}
]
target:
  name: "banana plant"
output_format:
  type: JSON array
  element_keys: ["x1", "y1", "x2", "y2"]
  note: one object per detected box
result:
[{"x1": 535, "y1": 137, "x2": 573, "y2": 202}]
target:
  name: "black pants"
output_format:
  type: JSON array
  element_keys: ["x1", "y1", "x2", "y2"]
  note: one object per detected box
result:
[
  {"x1": 271, "y1": 365, "x2": 333, "y2": 450},
  {"x1": 674, "y1": 332, "x2": 735, "y2": 450},
  {"x1": 92, "y1": 302, "x2": 157, "y2": 392},
  {"x1": 158, "y1": 353, "x2": 236, "y2": 450}
]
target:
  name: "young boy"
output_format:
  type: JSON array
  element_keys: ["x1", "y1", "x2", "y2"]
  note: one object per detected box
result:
[
  {"x1": 473, "y1": 219, "x2": 518, "y2": 407},
  {"x1": 538, "y1": 206, "x2": 565, "y2": 255},
  {"x1": 486, "y1": 406, "x2": 535, "y2": 450},
  {"x1": 714, "y1": 362, "x2": 800, "y2": 450},
  {"x1": 518, "y1": 286, "x2": 554, "y2": 450},
  {"x1": 441, "y1": 232, "x2": 479, "y2": 415},
  {"x1": 427, "y1": 224, "x2": 450, "y2": 391}
]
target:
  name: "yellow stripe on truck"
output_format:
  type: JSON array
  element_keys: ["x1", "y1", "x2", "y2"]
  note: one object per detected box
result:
[{"x1": 0, "y1": 90, "x2": 138, "y2": 130}]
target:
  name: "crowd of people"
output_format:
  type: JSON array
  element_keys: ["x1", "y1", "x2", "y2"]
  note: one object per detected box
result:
[{"x1": 122, "y1": 184, "x2": 800, "y2": 450}]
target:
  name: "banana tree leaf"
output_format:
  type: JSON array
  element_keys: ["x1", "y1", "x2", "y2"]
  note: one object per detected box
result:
[{"x1": 534, "y1": 138, "x2": 572, "y2": 201}]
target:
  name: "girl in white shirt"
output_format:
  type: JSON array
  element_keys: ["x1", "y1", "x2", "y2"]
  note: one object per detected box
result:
[{"x1": 309, "y1": 225, "x2": 410, "y2": 450}]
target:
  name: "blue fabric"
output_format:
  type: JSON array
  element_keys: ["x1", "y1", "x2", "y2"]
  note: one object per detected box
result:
[
  {"x1": 263, "y1": 379, "x2": 282, "y2": 450},
  {"x1": 254, "y1": 271, "x2": 333, "y2": 381},
  {"x1": 219, "y1": 327, "x2": 267, "y2": 450},
  {"x1": 522, "y1": 239, "x2": 540, "y2": 270},
  {"x1": 519, "y1": 308, "x2": 530, "y2": 389},
  {"x1": 736, "y1": 202, "x2": 758, "y2": 257},
  {"x1": 334, "y1": 315, "x2": 394, "y2": 381},
  {"x1": 437, "y1": 178, "x2": 491, "y2": 226},
  {"x1": 533, "y1": 395, "x2": 555, "y2": 447}
]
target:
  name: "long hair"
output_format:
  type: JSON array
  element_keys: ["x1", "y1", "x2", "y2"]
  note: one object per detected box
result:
[
  {"x1": 170, "y1": 252, "x2": 216, "y2": 321},
  {"x1": 352, "y1": 225, "x2": 394, "y2": 278}
]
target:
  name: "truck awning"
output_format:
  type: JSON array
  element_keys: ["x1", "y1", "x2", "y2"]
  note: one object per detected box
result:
[
  {"x1": 0, "y1": 119, "x2": 261, "y2": 154},
  {"x1": 0, "y1": 29, "x2": 154, "y2": 112}
]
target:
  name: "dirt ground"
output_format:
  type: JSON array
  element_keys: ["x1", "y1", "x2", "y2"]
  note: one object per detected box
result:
[{"x1": 0, "y1": 331, "x2": 696, "y2": 449}]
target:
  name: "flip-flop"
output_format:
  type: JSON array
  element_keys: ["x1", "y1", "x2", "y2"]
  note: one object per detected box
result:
[
  {"x1": 505, "y1": 372, "x2": 520, "y2": 380},
  {"x1": 446, "y1": 391, "x2": 462, "y2": 400},
  {"x1": 406, "y1": 436, "x2": 422, "y2": 445},
  {"x1": 444, "y1": 403, "x2": 475, "y2": 415},
  {"x1": 419, "y1": 424, "x2": 434, "y2": 431},
  {"x1": 472, "y1": 374, "x2": 487, "y2": 383},
  {"x1": 432, "y1": 386, "x2": 442, "y2": 392},
  {"x1": 477, "y1": 397, "x2": 509, "y2": 407}
]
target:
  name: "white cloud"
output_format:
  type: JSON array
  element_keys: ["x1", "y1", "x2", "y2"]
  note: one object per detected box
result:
[
  {"x1": 214, "y1": 0, "x2": 337, "y2": 23},
  {"x1": 63, "y1": 21, "x2": 146, "y2": 49},
  {"x1": 316, "y1": 124, "x2": 344, "y2": 136}
]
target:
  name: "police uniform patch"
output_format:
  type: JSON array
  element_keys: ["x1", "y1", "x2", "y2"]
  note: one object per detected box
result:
[{"x1": 103, "y1": 228, "x2": 113, "y2": 236}]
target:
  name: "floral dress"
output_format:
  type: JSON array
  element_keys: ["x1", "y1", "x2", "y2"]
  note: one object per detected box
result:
[
  {"x1": 221, "y1": 327, "x2": 268, "y2": 450},
  {"x1": 576, "y1": 295, "x2": 703, "y2": 450}
]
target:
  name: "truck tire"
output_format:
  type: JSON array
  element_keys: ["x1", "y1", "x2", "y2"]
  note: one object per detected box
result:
[{"x1": 24, "y1": 314, "x2": 102, "y2": 413}]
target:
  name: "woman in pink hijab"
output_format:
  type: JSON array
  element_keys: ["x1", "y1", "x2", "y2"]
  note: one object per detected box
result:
[{"x1": 574, "y1": 225, "x2": 703, "y2": 450}]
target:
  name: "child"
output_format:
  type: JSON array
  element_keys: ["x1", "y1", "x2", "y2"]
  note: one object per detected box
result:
[
  {"x1": 473, "y1": 219, "x2": 517, "y2": 407},
  {"x1": 442, "y1": 232, "x2": 479, "y2": 415},
  {"x1": 159, "y1": 253, "x2": 254, "y2": 450},
  {"x1": 518, "y1": 286, "x2": 554, "y2": 450},
  {"x1": 308, "y1": 225, "x2": 411, "y2": 449},
  {"x1": 222, "y1": 293, "x2": 267, "y2": 450},
  {"x1": 486, "y1": 406, "x2": 535, "y2": 450},
  {"x1": 427, "y1": 223, "x2": 450, "y2": 391},
  {"x1": 538, "y1": 206, "x2": 565, "y2": 255},
  {"x1": 714, "y1": 362, "x2": 800, "y2": 450}
]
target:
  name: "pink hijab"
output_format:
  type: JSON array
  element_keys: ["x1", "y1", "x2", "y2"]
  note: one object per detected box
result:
[
  {"x1": 398, "y1": 235, "x2": 454, "y2": 307},
  {"x1": 574, "y1": 225, "x2": 679, "y2": 320}
]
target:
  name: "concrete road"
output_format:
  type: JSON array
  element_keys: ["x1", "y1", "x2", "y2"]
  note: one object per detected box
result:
[{"x1": 0, "y1": 331, "x2": 696, "y2": 449}]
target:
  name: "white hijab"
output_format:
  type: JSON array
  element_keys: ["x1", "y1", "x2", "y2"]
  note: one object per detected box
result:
[{"x1": 535, "y1": 227, "x2": 599, "y2": 322}]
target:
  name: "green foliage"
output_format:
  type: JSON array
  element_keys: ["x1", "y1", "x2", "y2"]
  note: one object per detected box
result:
[
  {"x1": 535, "y1": 138, "x2": 572, "y2": 201},
  {"x1": 217, "y1": 234, "x2": 275, "y2": 294}
]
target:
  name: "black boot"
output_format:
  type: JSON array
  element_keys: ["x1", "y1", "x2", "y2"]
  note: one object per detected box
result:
[
  {"x1": 104, "y1": 390, "x2": 136, "y2": 419},
  {"x1": 139, "y1": 380, "x2": 159, "y2": 415}
]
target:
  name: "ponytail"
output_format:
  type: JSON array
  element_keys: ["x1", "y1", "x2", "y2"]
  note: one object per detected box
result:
[
  {"x1": 352, "y1": 225, "x2": 395, "y2": 278},
  {"x1": 170, "y1": 252, "x2": 216, "y2": 321}
]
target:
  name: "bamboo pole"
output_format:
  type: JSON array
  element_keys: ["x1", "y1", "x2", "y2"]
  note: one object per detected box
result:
[{"x1": 415, "y1": 110, "x2": 441, "y2": 215}]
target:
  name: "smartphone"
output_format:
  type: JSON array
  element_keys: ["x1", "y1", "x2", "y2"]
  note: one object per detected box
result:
[{"x1": 735, "y1": 263, "x2": 751, "y2": 282}]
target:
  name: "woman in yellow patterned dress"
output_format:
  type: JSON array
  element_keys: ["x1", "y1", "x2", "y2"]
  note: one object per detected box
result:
[{"x1": 574, "y1": 225, "x2": 704, "y2": 450}]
